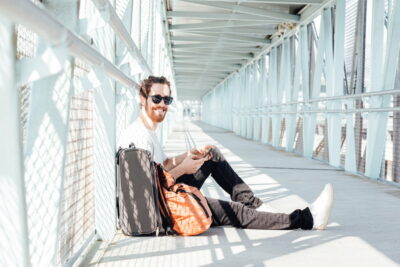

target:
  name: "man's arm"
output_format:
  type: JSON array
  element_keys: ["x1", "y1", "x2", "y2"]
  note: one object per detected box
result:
[
  {"x1": 163, "y1": 152, "x2": 189, "y2": 171},
  {"x1": 166, "y1": 155, "x2": 209, "y2": 179},
  {"x1": 163, "y1": 144, "x2": 215, "y2": 171},
  {"x1": 166, "y1": 162, "x2": 188, "y2": 180}
]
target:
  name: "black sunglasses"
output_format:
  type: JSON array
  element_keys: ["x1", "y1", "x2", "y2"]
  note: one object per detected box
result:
[{"x1": 148, "y1": 94, "x2": 173, "y2": 105}]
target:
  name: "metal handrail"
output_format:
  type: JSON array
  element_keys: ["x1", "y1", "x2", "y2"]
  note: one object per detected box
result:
[
  {"x1": 266, "y1": 107, "x2": 400, "y2": 115},
  {"x1": 231, "y1": 89, "x2": 400, "y2": 112},
  {"x1": 91, "y1": 0, "x2": 152, "y2": 75},
  {"x1": 0, "y1": 0, "x2": 139, "y2": 89},
  {"x1": 268, "y1": 88, "x2": 400, "y2": 107}
]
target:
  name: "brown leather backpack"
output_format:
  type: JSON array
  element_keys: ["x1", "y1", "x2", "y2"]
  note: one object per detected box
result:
[{"x1": 155, "y1": 163, "x2": 212, "y2": 236}]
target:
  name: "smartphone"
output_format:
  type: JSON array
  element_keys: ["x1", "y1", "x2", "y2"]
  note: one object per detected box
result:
[{"x1": 203, "y1": 151, "x2": 211, "y2": 158}]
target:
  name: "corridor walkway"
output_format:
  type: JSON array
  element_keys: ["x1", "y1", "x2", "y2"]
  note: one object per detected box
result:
[{"x1": 87, "y1": 120, "x2": 400, "y2": 267}]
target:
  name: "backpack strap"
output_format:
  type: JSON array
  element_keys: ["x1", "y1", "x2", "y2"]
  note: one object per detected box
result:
[{"x1": 154, "y1": 163, "x2": 176, "y2": 235}]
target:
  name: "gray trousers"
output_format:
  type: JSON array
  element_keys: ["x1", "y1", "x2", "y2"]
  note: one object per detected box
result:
[{"x1": 176, "y1": 147, "x2": 313, "y2": 230}]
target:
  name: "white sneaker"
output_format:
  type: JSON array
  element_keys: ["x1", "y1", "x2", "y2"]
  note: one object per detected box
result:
[
  {"x1": 310, "y1": 183, "x2": 334, "y2": 230},
  {"x1": 256, "y1": 203, "x2": 277, "y2": 213}
]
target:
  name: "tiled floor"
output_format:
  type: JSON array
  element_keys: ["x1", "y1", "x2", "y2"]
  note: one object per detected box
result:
[{"x1": 86, "y1": 120, "x2": 400, "y2": 267}]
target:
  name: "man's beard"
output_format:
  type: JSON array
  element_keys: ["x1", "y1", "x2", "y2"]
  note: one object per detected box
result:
[{"x1": 145, "y1": 103, "x2": 167, "y2": 123}]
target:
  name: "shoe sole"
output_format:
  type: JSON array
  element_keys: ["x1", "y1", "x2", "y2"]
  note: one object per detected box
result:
[{"x1": 314, "y1": 184, "x2": 334, "y2": 230}]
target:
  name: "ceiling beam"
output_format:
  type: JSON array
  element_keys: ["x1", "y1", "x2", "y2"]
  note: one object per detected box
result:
[
  {"x1": 176, "y1": 72, "x2": 229, "y2": 76},
  {"x1": 167, "y1": 11, "x2": 280, "y2": 22},
  {"x1": 174, "y1": 50, "x2": 253, "y2": 57},
  {"x1": 177, "y1": 84, "x2": 220, "y2": 87},
  {"x1": 171, "y1": 34, "x2": 270, "y2": 45},
  {"x1": 181, "y1": 0, "x2": 300, "y2": 22},
  {"x1": 178, "y1": 91, "x2": 216, "y2": 94},
  {"x1": 178, "y1": 89, "x2": 208, "y2": 92},
  {"x1": 176, "y1": 83, "x2": 222, "y2": 86},
  {"x1": 176, "y1": 71, "x2": 231, "y2": 76},
  {"x1": 176, "y1": 73, "x2": 228, "y2": 78},
  {"x1": 174, "y1": 58, "x2": 248, "y2": 63},
  {"x1": 174, "y1": 56, "x2": 249, "y2": 61},
  {"x1": 175, "y1": 62, "x2": 241, "y2": 67},
  {"x1": 188, "y1": 32, "x2": 270, "y2": 44},
  {"x1": 173, "y1": 48, "x2": 261, "y2": 54},
  {"x1": 177, "y1": 79, "x2": 220, "y2": 82},
  {"x1": 176, "y1": 70, "x2": 231, "y2": 74},
  {"x1": 178, "y1": 88, "x2": 217, "y2": 91},
  {"x1": 171, "y1": 35, "x2": 261, "y2": 44},
  {"x1": 172, "y1": 43, "x2": 259, "y2": 48},
  {"x1": 170, "y1": 21, "x2": 271, "y2": 31},
  {"x1": 175, "y1": 67, "x2": 238, "y2": 72},
  {"x1": 176, "y1": 76, "x2": 223, "y2": 80},
  {"x1": 175, "y1": 68, "x2": 236, "y2": 75},
  {"x1": 174, "y1": 54, "x2": 253, "y2": 60},
  {"x1": 176, "y1": 67, "x2": 236, "y2": 72},
  {"x1": 176, "y1": 79, "x2": 225, "y2": 83},
  {"x1": 187, "y1": 28, "x2": 276, "y2": 35},
  {"x1": 176, "y1": 76, "x2": 227, "y2": 80},
  {"x1": 175, "y1": 65, "x2": 240, "y2": 71},
  {"x1": 177, "y1": 79, "x2": 222, "y2": 87},
  {"x1": 178, "y1": 89, "x2": 211, "y2": 91},
  {"x1": 176, "y1": 80, "x2": 224, "y2": 84}
]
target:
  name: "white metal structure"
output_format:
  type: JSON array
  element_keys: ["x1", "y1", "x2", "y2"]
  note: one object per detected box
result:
[
  {"x1": 0, "y1": 0, "x2": 176, "y2": 266},
  {"x1": 166, "y1": 0, "x2": 328, "y2": 100},
  {"x1": 203, "y1": 0, "x2": 400, "y2": 182},
  {"x1": 1, "y1": 0, "x2": 400, "y2": 266}
]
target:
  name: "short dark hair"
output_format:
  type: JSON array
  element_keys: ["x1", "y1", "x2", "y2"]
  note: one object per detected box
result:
[{"x1": 139, "y1": 76, "x2": 171, "y2": 98}]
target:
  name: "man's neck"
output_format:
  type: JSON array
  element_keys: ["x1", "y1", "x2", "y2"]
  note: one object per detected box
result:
[{"x1": 139, "y1": 111, "x2": 157, "y2": 131}]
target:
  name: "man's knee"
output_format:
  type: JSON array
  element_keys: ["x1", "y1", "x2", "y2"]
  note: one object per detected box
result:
[{"x1": 210, "y1": 146, "x2": 225, "y2": 161}]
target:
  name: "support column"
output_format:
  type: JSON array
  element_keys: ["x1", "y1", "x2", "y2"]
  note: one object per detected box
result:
[
  {"x1": 22, "y1": 3, "x2": 76, "y2": 265},
  {"x1": 328, "y1": 1, "x2": 346, "y2": 167},
  {"x1": 300, "y1": 25, "x2": 313, "y2": 157},
  {"x1": 286, "y1": 36, "x2": 299, "y2": 151},
  {"x1": 253, "y1": 60, "x2": 262, "y2": 141},
  {"x1": 365, "y1": 0, "x2": 400, "y2": 178},
  {"x1": 260, "y1": 56, "x2": 269, "y2": 144},
  {"x1": 270, "y1": 48, "x2": 280, "y2": 147},
  {"x1": 0, "y1": 17, "x2": 31, "y2": 267},
  {"x1": 280, "y1": 38, "x2": 291, "y2": 148}
]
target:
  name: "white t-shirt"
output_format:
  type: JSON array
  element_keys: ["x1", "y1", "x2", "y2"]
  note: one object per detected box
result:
[{"x1": 119, "y1": 120, "x2": 167, "y2": 164}]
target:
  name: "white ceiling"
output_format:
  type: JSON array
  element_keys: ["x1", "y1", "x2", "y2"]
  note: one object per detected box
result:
[{"x1": 165, "y1": 0, "x2": 325, "y2": 100}]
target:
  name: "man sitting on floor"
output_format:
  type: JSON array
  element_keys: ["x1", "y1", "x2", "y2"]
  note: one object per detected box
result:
[{"x1": 120, "y1": 75, "x2": 334, "y2": 231}]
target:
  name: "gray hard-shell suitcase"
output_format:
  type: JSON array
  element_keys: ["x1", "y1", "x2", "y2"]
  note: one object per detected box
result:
[{"x1": 116, "y1": 144, "x2": 169, "y2": 236}]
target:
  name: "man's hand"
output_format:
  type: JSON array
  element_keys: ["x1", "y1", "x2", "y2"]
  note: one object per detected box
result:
[
  {"x1": 191, "y1": 144, "x2": 215, "y2": 159},
  {"x1": 180, "y1": 154, "x2": 209, "y2": 174},
  {"x1": 167, "y1": 145, "x2": 216, "y2": 179}
]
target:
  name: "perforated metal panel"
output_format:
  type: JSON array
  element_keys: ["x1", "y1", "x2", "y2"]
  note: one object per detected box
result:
[
  {"x1": 15, "y1": 24, "x2": 38, "y2": 60},
  {"x1": 294, "y1": 117, "x2": 303, "y2": 154},
  {"x1": 279, "y1": 118, "x2": 286, "y2": 148},
  {"x1": 16, "y1": 24, "x2": 38, "y2": 145},
  {"x1": 313, "y1": 116, "x2": 329, "y2": 162},
  {"x1": 59, "y1": 89, "x2": 95, "y2": 265}
]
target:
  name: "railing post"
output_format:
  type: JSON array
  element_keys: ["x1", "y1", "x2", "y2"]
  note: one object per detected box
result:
[
  {"x1": 270, "y1": 47, "x2": 280, "y2": 147},
  {"x1": 260, "y1": 56, "x2": 269, "y2": 144},
  {"x1": 328, "y1": 1, "x2": 345, "y2": 167},
  {"x1": 286, "y1": 36, "x2": 299, "y2": 152},
  {"x1": 299, "y1": 25, "x2": 314, "y2": 157}
]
